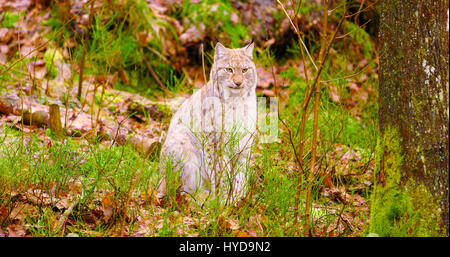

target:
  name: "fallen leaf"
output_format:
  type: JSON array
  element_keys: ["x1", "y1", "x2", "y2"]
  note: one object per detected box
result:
[
  {"x1": 19, "y1": 45, "x2": 36, "y2": 57},
  {"x1": 234, "y1": 230, "x2": 251, "y2": 237},
  {"x1": 0, "y1": 204, "x2": 8, "y2": 220},
  {"x1": 26, "y1": 62, "x2": 47, "y2": 80},
  {"x1": 0, "y1": 28, "x2": 12, "y2": 43},
  {"x1": 179, "y1": 24, "x2": 205, "y2": 45},
  {"x1": 80, "y1": 230, "x2": 102, "y2": 237},
  {"x1": 148, "y1": 0, "x2": 169, "y2": 13},
  {"x1": 256, "y1": 67, "x2": 274, "y2": 89},
  {"x1": 6, "y1": 224, "x2": 27, "y2": 237},
  {"x1": 101, "y1": 193, "x2": 115, "y2": 222},
  {"x1": 0, "y1": 44, "x2": 8, "y2": 54}
]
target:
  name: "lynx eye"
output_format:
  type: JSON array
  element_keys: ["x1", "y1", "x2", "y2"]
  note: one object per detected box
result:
[
  {"x1": 225, "y1": 68, "x2": 233, "y2": 73},
  {"x1": 242, "y1": 68, "x2": 248, "y2": 73}
]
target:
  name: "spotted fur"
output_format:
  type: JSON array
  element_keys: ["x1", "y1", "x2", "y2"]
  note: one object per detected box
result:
[{"x1": 157, "y1": 42, "x2": 257, "y2": 204}]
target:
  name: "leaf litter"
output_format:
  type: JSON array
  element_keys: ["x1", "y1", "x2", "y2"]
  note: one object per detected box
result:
[{"x1": 0, "y1": 0, "x2": 378, "y2": 237}]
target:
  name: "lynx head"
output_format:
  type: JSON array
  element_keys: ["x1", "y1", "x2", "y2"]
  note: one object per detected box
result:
[{"x1": 210, "y1": 42, "x2": 257, "y2": 98}]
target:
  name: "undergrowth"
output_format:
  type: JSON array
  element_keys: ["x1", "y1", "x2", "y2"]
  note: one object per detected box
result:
[{"x1": 0, "y1": 0, "x2": 378, "y2": 237}]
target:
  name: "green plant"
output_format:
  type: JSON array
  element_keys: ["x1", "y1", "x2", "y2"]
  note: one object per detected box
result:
[{"x1": 1, "y1": 11, "x2": 24, "y2": 28}]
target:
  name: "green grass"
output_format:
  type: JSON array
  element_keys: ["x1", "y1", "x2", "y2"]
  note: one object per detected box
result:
[
  {"x1": 0, "y1": 0, "x2": 378, "y2": 237},
  {"x1": 0, "y1": 119, "x2": 327, "y2": 237},
  {"x1": 0, "y1": 126, "x2": 158, "y2": 235}
]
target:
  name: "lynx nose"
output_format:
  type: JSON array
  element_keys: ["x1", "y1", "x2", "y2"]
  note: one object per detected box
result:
[{"x1": 232, "y1": 73, "x2": 243, "y2": 88}]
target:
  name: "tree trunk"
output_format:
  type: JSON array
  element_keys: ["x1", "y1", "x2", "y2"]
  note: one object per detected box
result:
[{"x1": 371, "y1": 0, "x2": 449, "y2": 236}]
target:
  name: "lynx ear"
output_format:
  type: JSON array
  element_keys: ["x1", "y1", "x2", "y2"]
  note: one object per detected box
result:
[
  {"x1": 214, "y1": 42, "x2": 227, "y2": 60},
  {"x1": 243, "y1": 42, "x2": 254, "y2": 60}
]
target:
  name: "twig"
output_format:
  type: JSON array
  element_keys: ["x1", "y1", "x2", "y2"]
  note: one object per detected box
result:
[
  {"x1": 145, "y1": 45, "x2": 171, "y2": 65},
  {"x1": 201, "y1": 43, "x2": 207, "y2": 84},
  {"x1": 55, "y1": 199, "x2": 79, "y2": 235},
  {"x1": 0, "y1": 43, "x2": 46, "y2": 76},
  {"x1": 141, "y1": 48, "x2": 169, "y2": 92},
  {"x1": 278, "y1": 113, "x2": 305, "y2": 174},
  {"x1": 335, "y1": 19, "x2": 372, "y2": 39},
  {"x1": 345, "y1": 0, "x2": 378, "y2": 19},
  {"x1": 299, "y1": 16, "x2": 346, "y2": 115},
  {"x1": 304, "y1": 0, "x2": 329, "y2": 237},
  {"x1": 321, "y1": 62, "x2": 370, "y2": 83},
  {"x1": 277, "y1": 0, "x2": 318, "y2": 71},
  {"x1": 119, "y1": 156, "x2": 140, "y2": 236},
  {"x1": 77, "y1": 0, "x2": 95, "y2": 101},
  {"x1": 315, "y1": 121, "x2": 344, "y2": 166}
]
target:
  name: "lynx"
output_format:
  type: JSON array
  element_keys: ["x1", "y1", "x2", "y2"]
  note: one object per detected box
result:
[{"x1": 157, "y1": 42, "x2": 257, "y2": 204}]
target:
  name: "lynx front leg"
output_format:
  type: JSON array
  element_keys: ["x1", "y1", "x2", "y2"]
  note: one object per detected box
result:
[
  {"x1": 157, "y1": 157, "x2": 203, "y2": 203},
  {"x1": 229, "y1": 170, "x2": 247, "y2": 203},
  {"x1": 228, "y1": 138, "x2": 254, "y2": 204},
  {"x1": 157, "y1": 131, "x2": 203, "y2": 201},
  {"x1": 179, "y1": 155, "x2": 204, "y2": 195}
]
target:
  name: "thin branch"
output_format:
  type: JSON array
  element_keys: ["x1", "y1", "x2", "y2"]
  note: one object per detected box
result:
[
  {"x1": 77, "y1": 0, "x2": 95, "y2": 101},
  {"x1": 54, "y1": 199, "x2": 79, "y2": 235},
  {"x1": 345, "y1": 0, "x2": 378, "y2": 19},
  {"x1": 304, "y1": 0, "x2": 329, "y2": 236},
  {"x1": 277, "y1": 0, "x2": 318, "y2": 71},
  {"x1": 335, "y1": 19, "x2": 372, "y2": 39},
  {"x1": 145, "y1": 45, "x2": 171, "y2": 65},
  {"x1": 201, "y1": 43, "x2": 207, "y2": 85},
  {"x1": 141, "y1": 48, "x2": 169, "y2": 92},
  {"x1": 321, "y1": 62, "x2": 371, "y2": 83}
]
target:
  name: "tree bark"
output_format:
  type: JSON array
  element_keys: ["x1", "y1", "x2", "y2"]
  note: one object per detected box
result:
[{"x1": 371, "y1": 0, "x2": 449, "y2": 236}]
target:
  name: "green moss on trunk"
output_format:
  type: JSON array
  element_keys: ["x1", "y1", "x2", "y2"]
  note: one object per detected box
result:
[
  {"x1": 370, "y1": 126, "x2": 442, "y2": 236},
  {"x1": 377, "y1": 0, "x2": 448, "y2": 235}
]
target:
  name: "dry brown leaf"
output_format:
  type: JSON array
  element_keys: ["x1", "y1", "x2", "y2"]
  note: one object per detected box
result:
[
  {"x1": 0, "y1": 28, "x2": 12, "y2": 43},
  {"x1": 140, "y1": 189, "x2": 161, "y2": 206},
  {"x1": 80, "y1": 230, "x2": 102, "y2": 237},
  {"x1": 0, "y1": 204, "x2": 8, "y2": 220},
  {"x1": 256, "y1": 67, "x2": 274, "y2": 89},
  {"x1": 101, "y1": 193, "x2": 115, "y2": 222},
  {"x1": 56, "y1": 198, "x2": 69, "y2": 210},
  {"x1": 234, "y1": 230, "x2": 251, "y2": 237},
  {"x1": 322, "y1": 171, "x2": 334, "y2": 189},
  {"x1": 148, "y1": 0, "x2": 170, "y2": 14},
  {"x1": 182, "y1": 216, "x2": 197, "y2": 229},
  {"x1": 0, "y1": 44, "x2": 8, "y2": 54},
  {"x1": 6, "y1": 224, "x2": 27, "y2": 237},
  {"x1": 179, "y1": 24, "x2": 205, "y2": 45},
  {"x1": 19, "y1": 45, "x2": 36, "y2": 57}
]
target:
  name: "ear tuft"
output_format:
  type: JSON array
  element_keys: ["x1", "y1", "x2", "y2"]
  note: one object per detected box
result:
[
  {"x1": 214, "y1": 42, "x2": 226, "y2": 60},
  {"x1": 243, "y1": 42, "x2": 254, "y2": 60}
]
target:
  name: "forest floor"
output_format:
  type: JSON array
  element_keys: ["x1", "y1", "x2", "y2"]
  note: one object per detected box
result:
[{"x1": 0, "y1": 0, "x2": 379, "y2": 237}]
